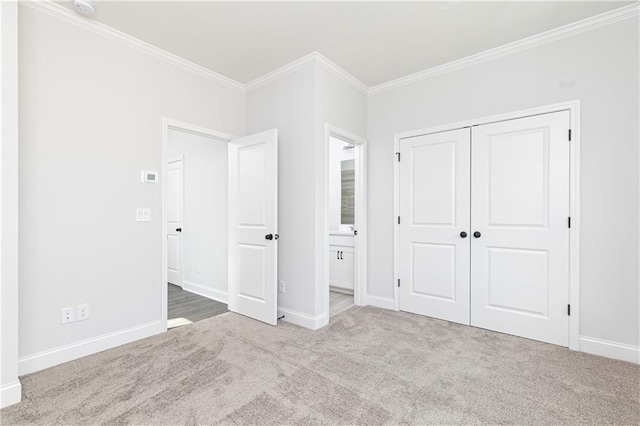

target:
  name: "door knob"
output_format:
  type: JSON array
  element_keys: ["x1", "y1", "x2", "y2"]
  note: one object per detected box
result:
[
  {"x1": 265, "y1": 234, "x2": 273, "y2": 240},
  {"x1": 354, "y1": 230, "x2": 358, "y2": 236},
  {"x1": 176, "y1": 228, "x2": 182, "y2": 232},
  {"x1": 274, "y1": 234, "x2": 279, "y2": 240},
  {"x1": 460, "y1": 231, "x2": 467, "y2": 238},
  {"x1": 473, "y1": 231, "x2": 482, "y2": 238}
]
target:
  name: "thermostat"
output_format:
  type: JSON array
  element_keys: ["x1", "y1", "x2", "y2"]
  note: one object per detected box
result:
[{"x1": 141, "y1": 170, "x2": 158, "y2": 183}]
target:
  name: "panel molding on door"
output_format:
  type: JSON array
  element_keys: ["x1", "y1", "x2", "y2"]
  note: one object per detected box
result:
[
  {"x1": 167, "y1": 158, "x2": 184, "y2": 286},
  {"x1": 470, "y1": 111, "x2": 570, "y2": 346},
  {"x1": 399, "y1": 128, "x2": 471, "y2": 325},
  {"x1": 228, "y1": 129, "x2": 278, "y2": 325}
]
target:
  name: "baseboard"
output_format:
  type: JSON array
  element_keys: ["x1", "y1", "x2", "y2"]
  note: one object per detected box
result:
[
  {"x1": 277, "y1": 307, "x2": 326, "y2": 330},
  {"x1": 0, "y1": 381, "x2": 22, "y2": 409},
  {"x1": 18, "y1": 320, "x2": 163, "y2": 376},
  {"x1": 182, "y1": 280, "x2": 228, "y2": 304},
  {"x1": 329, "y1": 286, "x2": 354, "y2": 295},
  {"x1": 367, "y1": 295, "x2": 395, "y2": 310},
  {"x1": 579, "y1": 335, "x2": 640, "y2": 364}
]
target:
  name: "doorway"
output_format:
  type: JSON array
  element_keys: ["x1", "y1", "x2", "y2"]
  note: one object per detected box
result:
[
  {"x1": 324, "y1": 125, "x2": 367, "y2": 321},
  {"x1": 394, "y1": 102, "x2": 580, "y2": 348},
  {"x1": 161, "y1": 119, "x2": 280, "y2": 331},
  {"x1": 165, "y1": 124, "x2": 232, "y2": 329}
]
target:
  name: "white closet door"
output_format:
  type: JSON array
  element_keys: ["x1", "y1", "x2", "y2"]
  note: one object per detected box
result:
[
  {"x1": 399, "y1": 128, "x2": 471, "y2": 325},
  {"x1": 470, "y1": 111, "x2": 570, "y2": 346}
]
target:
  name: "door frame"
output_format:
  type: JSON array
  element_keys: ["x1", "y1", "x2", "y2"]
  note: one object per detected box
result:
[
  {"x1": 393, "y1": 100, "x2": 581, "y2": 350},
  {"x1": 322, "y1": 124, "x2": 368, "y2": 325},
  {"x1": 161, "y1": 118, "x2": 237, "y2": 332}
]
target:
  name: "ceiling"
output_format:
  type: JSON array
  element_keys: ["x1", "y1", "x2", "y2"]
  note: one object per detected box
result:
[{"x1": 57, "y1": 1, "x2": 633, "y2": 87}]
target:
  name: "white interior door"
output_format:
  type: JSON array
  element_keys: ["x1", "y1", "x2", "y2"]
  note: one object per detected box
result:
[
  {"x1": 228, "y1": 129, "x2": 278, "y2": 325},
  {"x1": 470, "y1": 111, "x2": 570, "y2": 346},
  {"x1": 399, "y1": 128, "x2": 471, "y2": 325},
  {"x1": 167, "y1": 158, "x2": 184, "y2": 286}
]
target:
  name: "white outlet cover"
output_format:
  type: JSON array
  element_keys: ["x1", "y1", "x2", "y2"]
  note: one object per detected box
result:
[
  {"x1": 61, "y1": 306, "x2": 76, "y2": 324},
  {"x1": 77, "y1": 303, "x2": 90, "y2": 321}
]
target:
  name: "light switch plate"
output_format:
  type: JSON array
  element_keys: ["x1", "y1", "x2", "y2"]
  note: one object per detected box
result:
[{"x1": 136, "y1": 208, "x2": 151, "y2": 222}]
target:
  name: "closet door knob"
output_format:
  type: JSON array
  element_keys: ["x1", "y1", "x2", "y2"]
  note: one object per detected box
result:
[
  {"x1": 473, "y1": 231, "x2": 482, "y2": 238},
  {"x1": 265, "y1": 234, "x2": 273, "y2": 240},
  {"x1": 176, "y1": 228, "x2": 182, "y2": 232},
  {"x1": 460, "y1": 231, "x2": 467, "y2": 238}
]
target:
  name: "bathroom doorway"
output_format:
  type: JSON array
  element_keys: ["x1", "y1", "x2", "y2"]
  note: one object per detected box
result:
[{"x1": 324, "y1": 125, "x2": 367, "y2": 321}]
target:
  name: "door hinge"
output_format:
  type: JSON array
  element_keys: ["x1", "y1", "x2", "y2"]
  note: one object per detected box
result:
[
  {"x1": 397, "y1": 216, "x2": 401, "y2": 225},
  {"x1": 396, "y1": 152, "x2": 401, "y2": 162},
  {"x1": 397, "y1": 279, "x2": 400, "y2": 288},
  {"x1": 568, "y1": 217, "x2": 571, "y2": 228},
  {"x1": 568, "y1": 129, "x2": 572, "y2": 141},
  {"x1": 568, "y1": 304, "x2": 571, "y2": 316}
]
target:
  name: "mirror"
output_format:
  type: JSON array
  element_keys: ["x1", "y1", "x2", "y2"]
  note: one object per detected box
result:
[
  {"x1": 341, "y1": 159, "x2": 355, "y2": 225},
  {"x1": 329, "y1": 137, "x2": 356, "y2": 232}
]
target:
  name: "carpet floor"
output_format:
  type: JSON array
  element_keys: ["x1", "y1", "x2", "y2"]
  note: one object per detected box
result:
[{"x1": 1, "y1": 307, "x2": 638, "y2": 425}]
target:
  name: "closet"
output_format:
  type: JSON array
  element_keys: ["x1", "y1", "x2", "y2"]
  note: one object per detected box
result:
[{"x1": 398, "y1": 110, "x2": 571, "y2": 346}]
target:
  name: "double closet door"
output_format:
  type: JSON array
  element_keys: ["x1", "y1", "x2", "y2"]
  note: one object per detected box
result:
[{"x1": 399, "y1": 111, "x2": 570, "y2": 346}]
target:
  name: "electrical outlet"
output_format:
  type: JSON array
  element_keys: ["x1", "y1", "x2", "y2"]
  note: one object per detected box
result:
[
  {"x1": 77, "y1": 303, "x2": 90, "y2": 321},
  {"x1": 61, "y1": 307, "x2": 76, "y2": 324},
  {"x1": 279, "y1": 281, "x2": 286, "y2": 293}
]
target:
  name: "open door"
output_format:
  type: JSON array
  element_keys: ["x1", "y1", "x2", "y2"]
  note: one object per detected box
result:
[{"x1": 228, "y1": 129, "x2": 278, "y2": 325}]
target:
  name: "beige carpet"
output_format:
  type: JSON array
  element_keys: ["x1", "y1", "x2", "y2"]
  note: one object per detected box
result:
[{"x1": 1, "y1": 307, "x2": 638, "y2": 425}]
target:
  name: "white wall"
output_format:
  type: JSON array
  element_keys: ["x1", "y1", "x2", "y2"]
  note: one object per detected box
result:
[
  {"x1": 314, "y1": 67, "x2": 368, "y2": 318},
  {"x1": 0, "y1": 0, "x2": 22, "y2": 408},
  {"x1": 17, "y1": 5, "x2": 244, "y2": 373},
  {"x1": 245, "y1": 63, "x2": 367, "y2": 326},
  {"x1": 367, "y1": 18, "x2": 640, "y2": 348},
  {"x1": 246, "y1": 65, "x2": 318, "y2": 321},
  {"x1": 167, "y1": 129, "x2": 228, "y2": 302}
]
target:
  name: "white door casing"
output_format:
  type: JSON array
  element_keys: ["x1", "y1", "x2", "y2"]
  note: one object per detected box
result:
[
  {"x1": 167, "y1": 158, "x2": 184, "y2": 286},
  {"x1": 399, "y1": 128, "x2": 471, "y2": 325},
  {"x1": 470, "y1": 111, "x2": 570, "y2": 346},
  {"x1": 228, "y1": 129, "x2": 278, "y2": 325}
]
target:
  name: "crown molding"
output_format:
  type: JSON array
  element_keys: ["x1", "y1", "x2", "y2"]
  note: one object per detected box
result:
[
  {"x1": 314, "y1": 54, "x2": 369, "y2": 95},
  {"x1": 244, "y1": 52, "x2": 318, "y2": 93},
  {"x1": 244, "y1": 52, "x2": 368, "y2": 95},
  {"x1": 18, "y1": 1, "x2": 639, "y2": 97},
  {"x1": 369, "y1": 3, "x2": 640, "y2": 95},
  {"x1": 20, "y1": 0, "x2": 245, "y2": 93}
]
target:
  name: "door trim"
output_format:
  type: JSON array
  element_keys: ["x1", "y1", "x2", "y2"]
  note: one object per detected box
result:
[
  {"x1": 161, "y1": 118, "x2": 237, "y2": 332},
  {"x1": 393, "y1": 100, "x2": 581, "y2": 350},
  {"x1": 321, "y1": 124, "x2": 367, "y2": 327}
]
